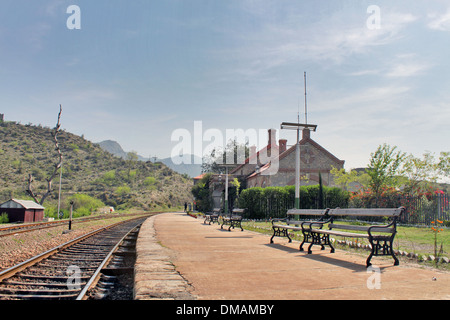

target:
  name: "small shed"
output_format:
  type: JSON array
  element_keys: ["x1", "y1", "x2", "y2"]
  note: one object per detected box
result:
[{"x1": 0, "y1": 199, "x2": 45, "y2": 223}]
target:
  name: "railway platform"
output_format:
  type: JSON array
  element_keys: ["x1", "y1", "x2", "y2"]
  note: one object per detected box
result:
[{"x1": 134, "y1": 212, "x2": 450, "y2": 300}]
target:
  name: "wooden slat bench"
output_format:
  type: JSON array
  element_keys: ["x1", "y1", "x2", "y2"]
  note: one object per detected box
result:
[
  {"x1": 204, "y1": 208, "x2": 221, "y2": 225},
  {"x1": 221, "y1": 208, "x2": 245, "y2": 231},
  {"x1": 302, "y1": 207, "x2": 405, "y2": 267},
  {"x1": 271, "y1": 209, "x2": 330, "y2": 244}
]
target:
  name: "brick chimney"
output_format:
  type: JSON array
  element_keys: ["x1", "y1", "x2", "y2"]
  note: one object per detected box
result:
[
  {"x1": 278, "y1": 139, "x2": 287, "y2": 154},
  {"x1": 303, "y1": 128, "x2": 310, "y2": 139}
]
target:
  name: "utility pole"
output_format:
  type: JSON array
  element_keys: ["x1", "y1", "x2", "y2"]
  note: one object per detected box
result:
[{"x1": 57, "y1": 160, "x2": 62, "y2": 220}]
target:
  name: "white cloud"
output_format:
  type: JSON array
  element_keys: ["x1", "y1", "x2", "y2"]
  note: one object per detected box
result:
[
  {"x1": 317, "y1": 85, "x2": 410, "y2": 112},
  {"x1": 213, "y1": 5, "x2": 419, "y2": 83},
  {"x1": 349, "y1": 53, "x2": 432, "y2": 78},
  {"x1": 347, "y1": 69, "x2": 380, "y2": 76},
  {"x1": 302, "y1": 11, "x2": 417, "y2": 63},
  {"x1": 428, "y1": 10, "x2": 450, "y2": 31},
  {"x1": 385, "y1": 53, "x2": 432, "y2": 78},
  {"x1": 385, "y1": 63, "x2": 429, "y2": 77},
  {"x1": 43, "y1": 0, "x2": 66, "y2": 17},
  {"x1": 311, "y1": 84, "x2": 412, "y2": 153}
]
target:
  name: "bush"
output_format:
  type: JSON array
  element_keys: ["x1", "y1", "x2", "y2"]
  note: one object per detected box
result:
[
  {"x1": 102, "y1": 170, "x2": 116, "y2": 184},
  {"x1": 238, "y1": 187, "x2": 265, "y2": 219},
  {"x1": 73, "y1": 206, "x2": 91, "y2": 217},
  {"x1": 115, "y1": 185, "x2": 131, "y2": 196},
  {"x1": 0, "y1": 212, "x2": 9, "y2": 224},
  {"x1": 44, "y1": 206, "x2": 58, "y2": 219},
  {"x1": 68, "y1": 194, "x2": 105, "y2": 214},
  {"x1": 144, "y1": 176, "x2": 157, "y2": 189}
]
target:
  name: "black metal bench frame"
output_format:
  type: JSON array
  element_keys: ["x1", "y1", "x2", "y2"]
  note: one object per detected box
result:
[
  {"x1": 271, "y1": 209, "x2": 330, "y2": 244},
  {"x1": 301, "y1": 207, "x2": 405, "y2": 267},
  {"x1": 204, "y1": 208, "x2": 221, "y2": 225},
  {"x1": 221, "y1": 208, "x2": 245, "y2": 231}
]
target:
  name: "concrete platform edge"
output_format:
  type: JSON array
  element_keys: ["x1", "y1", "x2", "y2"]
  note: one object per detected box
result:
[{"x1": 134, "y1": 214, "x2": 196, "y2": 300}]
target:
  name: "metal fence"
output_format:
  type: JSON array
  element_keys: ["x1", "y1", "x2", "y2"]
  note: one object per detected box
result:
[
  {"x1": 241, "y1": 192, "x2": 450, "y2": 227},
  {"x1": 395, "y1": 193, "x2": 449, "y2": 226}
]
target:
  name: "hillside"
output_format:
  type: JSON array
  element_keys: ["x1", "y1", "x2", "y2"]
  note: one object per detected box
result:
[{"x1": 0, "y1": 120, "x2": 193, "y2": 213}]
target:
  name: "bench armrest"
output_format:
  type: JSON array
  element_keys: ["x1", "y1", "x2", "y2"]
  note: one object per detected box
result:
[
  {"x1": 367, "y1": 220, "x2": 397, "y2": 236},
  {"x1": 301, "y1": 217, "x2": 331, "y2": 229},
  {"x1": 271, "y1": 218, "x2": 288, "y2": 225}
]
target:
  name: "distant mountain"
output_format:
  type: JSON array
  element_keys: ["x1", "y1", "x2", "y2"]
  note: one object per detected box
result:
[
  {"x1": 158, "y1": 155, "x2": 202, "y2": 178},
  {"x1": 98, "y1": 140, "x2": 128, "y2": 159},
  {"x1": 98, "y1": 140, "x2": 202, "y2": 177}
]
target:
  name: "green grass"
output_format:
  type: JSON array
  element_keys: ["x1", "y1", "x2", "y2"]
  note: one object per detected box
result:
[
  {"x1": 240, "y1": 220, "x2": 449, "y2": 261},
  {"x1": 395, "y1": 225, "x2": 449, "y2": 258}
]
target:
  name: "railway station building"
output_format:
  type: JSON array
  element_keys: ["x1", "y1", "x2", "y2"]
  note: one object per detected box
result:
[
  {"x1": 193, "y1": 128, "x2": 345, "y2": 210},
  {"x1": 231, "y1": 128, "x2": 345, "y2": 188}
]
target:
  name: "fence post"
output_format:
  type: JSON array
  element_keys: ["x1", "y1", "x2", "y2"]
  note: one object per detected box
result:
[{"x1": 437, "y1": 192, "x2": 442, "y2": 220}]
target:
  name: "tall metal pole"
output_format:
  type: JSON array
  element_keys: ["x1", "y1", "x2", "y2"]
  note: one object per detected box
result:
[
  {"x1": 304, "y1": 71, "x2": 308, "y2": 125},
  {"x1": 218, "y1": 164, "x2": 235, "y2": 214},
  {"x1": 57, "y1": 161, "x2": 62, "y2": 220},
  {"x1": 295, "y1": 137, "x2": 300, "y2": 209},
  {"x1": 224, "y1": 167, "x2": 229, "y2": 214},
  {"x1": 281, "y1": 122, "x2": 317, "y2": 210},
  {"x1": 282, "y1": 72, "x2": 317, "y2": 209}
]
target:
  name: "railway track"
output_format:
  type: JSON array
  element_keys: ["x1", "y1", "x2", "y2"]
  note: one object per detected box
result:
[
  {"x1": 0, "y1": 212, "x2": 158, "y2": 238},
  {"x1": 0, "y1": 216, "x2": 150, "y2": 300}
]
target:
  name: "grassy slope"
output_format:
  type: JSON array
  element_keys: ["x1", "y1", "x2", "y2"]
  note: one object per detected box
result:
[{"x1": 0, "y1": 121, "x2": 193, "y2": 212}]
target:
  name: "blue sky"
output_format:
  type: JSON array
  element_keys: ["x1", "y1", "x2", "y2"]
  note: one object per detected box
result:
[{"x1": 1, "y1": 0, "x2": 449, "y2": 170}]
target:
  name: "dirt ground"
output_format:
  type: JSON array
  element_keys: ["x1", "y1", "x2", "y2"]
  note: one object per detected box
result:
[{"x1": 153, "y1": 212, "x2": 450, "y2": 300}]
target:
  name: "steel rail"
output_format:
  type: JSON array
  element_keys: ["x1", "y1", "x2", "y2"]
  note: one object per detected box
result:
[
  {"x1": 0, "y1": 215, "x2": 153, "y2": 300},
  {"x1": 0, "y1": 216, "x2": 146, "y2": 283},
  {"x1": 76, "y1": 224, "x2": 141, "y2": 300},
  {"x1": 0, "y1": 212, "x2": 158, "y2": 238}
]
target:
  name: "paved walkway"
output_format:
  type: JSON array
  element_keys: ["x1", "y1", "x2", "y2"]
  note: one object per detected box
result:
[{"x1": 135, "y1": 212, "x2": 450, "y2": 300}]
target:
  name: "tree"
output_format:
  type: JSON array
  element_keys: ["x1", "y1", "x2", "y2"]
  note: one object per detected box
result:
[
  {"x1": 126, "y1": 151, "x2": 139, "y2": 185},
  {"x1": 330, "y1": 166, "x2": 370, "y2": 192},
  {"x1": 318, "y1": 173, "x2": 324, "y2": 209},
  {"x1": 26, "y1": 105, "x2": 63, "y2": 205},
  {"x1": 367, "y1": 143, "x2": 406, "y2": 200},
  {"x1": 226, "y1": 178, "x2": 241, "y2": 212},
  {"x1": 126, "y1": 151, "x2": 138, "y2": 163},
  {"x1": 438, "y1": 151, "x2": 450, "y2": 181},
  {"x1": 191, "y1": 173, "x2": 213, "y2": 212},
  {"x1": 402, "y1": 152, "x2": 440, "y2": 195},
  {"x1": 201, "y1": 139, "x2": 250, "y2": 174}
]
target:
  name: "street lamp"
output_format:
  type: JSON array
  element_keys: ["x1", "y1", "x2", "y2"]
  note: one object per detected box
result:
[
  {"x1": 280, "y1": 122, "x2": 317, "y2": 209},
  {"x1": 217, "y1": 164, "x2": 235, "y2": 214}
]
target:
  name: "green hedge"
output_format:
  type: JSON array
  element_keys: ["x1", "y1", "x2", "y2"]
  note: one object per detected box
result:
[{"x1": 238, "y1": 185, "x2": 349, "y2": 219}]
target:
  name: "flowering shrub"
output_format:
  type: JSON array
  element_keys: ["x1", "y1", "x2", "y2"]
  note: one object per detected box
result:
[
  {"x1": 349, "y1": 186, "x2": 402, "y2": 208},
  {"x1": 349, "y1": 186, "x2": 450, "y2": 226},
  {"x1": 431, "y1": 219, "x2": 444, "y2": 265}
]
